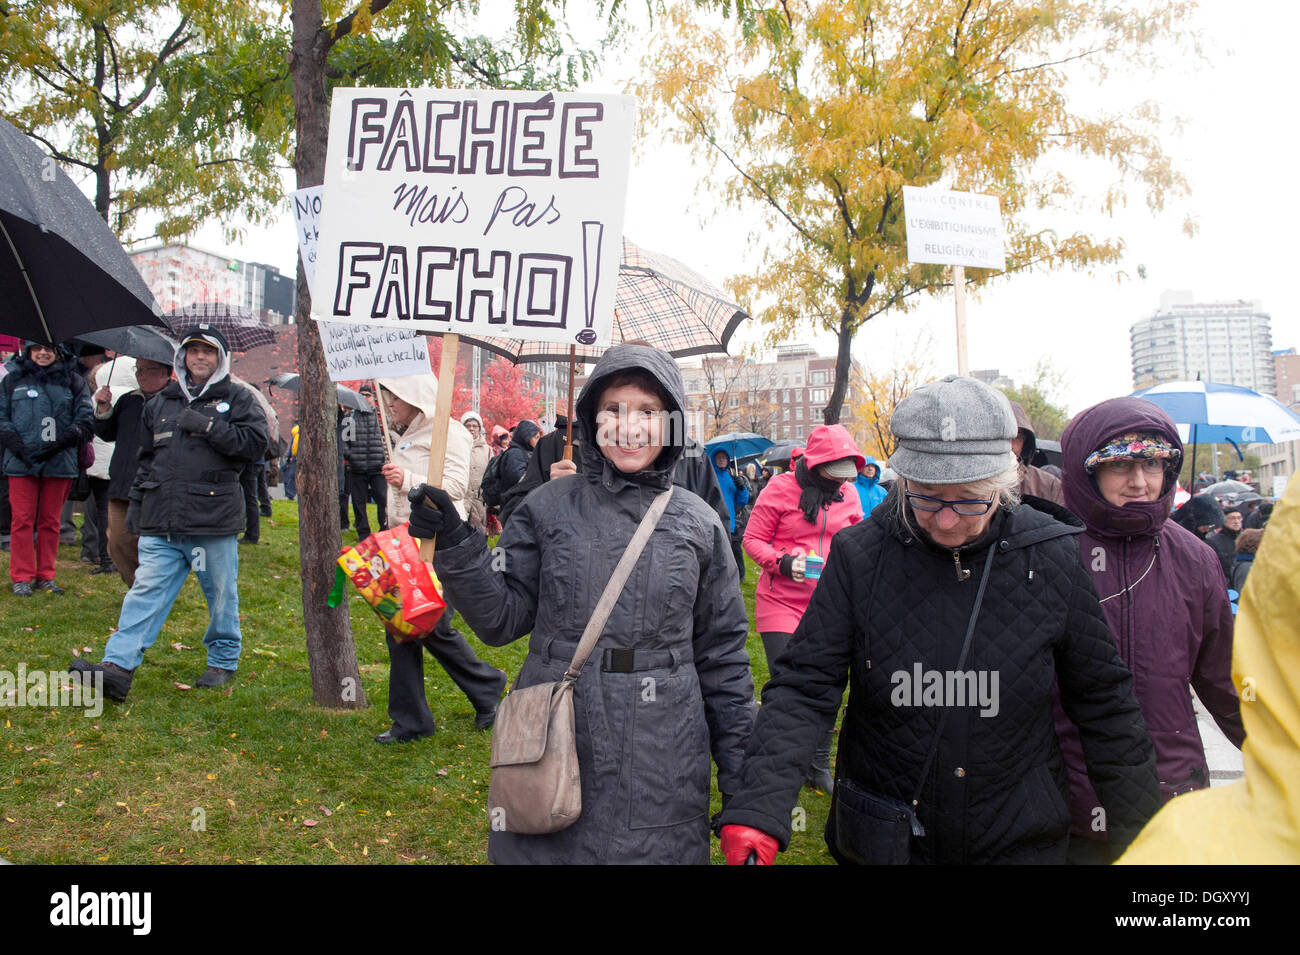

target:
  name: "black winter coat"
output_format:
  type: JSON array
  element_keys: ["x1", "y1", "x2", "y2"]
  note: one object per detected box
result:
[
  {"x1": 94, "y1": 390, "x2": 151, "y2": 500},
  {"x1": 718, "y1": 488, "x2": 1161, "y2": 864},
  {"x1": 342, "y1": 409, "x2": 386, "y2": 474},
  {"x1": 129, "y1": 376, "x2": 269, "y2": 537}
]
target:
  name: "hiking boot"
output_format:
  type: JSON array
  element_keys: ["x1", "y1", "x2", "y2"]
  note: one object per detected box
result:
[
  {"x1": 374, "y1": 727, "x2": 433, "y2": 744},
  {"x1": 69, "y1": 658, "x2": 133, "y2": 702},
  {"x1": 91, "y1": 562, "x2": 117, "y2": 576},
  {"x1": 12, "y1": 581, "x2": 33, "y2": 597},
  {"x1": 35, "y1": 579, "x2": 65, "y2": 595},
  {"x1": 196, "y1": 666, "x2": 236, "y2": 688}
]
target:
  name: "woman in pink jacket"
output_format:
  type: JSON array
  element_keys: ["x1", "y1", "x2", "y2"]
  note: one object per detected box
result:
[{"x1": 744, "y1": 424, "x2": 864, "y2": 791}]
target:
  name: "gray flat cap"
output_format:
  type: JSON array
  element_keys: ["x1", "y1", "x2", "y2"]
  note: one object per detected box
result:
[{"x1": 889, "y1": 375, "x2": 1017, "y2": 485}]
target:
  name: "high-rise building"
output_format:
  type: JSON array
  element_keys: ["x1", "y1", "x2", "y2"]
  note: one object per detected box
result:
[
  {"x1": 130, "y1": 244, "x2": 296, "y2": 324},
  {"x1": 1131, "y1": 291, "x2": 1275, "y2": 394},
  {"x1": 1274, "y1": 348, "x2": 1300, "y2": 408}
]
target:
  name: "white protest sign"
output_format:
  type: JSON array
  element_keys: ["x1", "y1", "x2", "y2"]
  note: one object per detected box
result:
[
  {"x1": 292, "y1": 185, "x2": 430, "y2": 381},
  {"x1": 903, "y1": 186, "x2": 1006, "y2": 271},
  {"x1": 312, "y1": 88, "x2": 635, "y2": 347}
]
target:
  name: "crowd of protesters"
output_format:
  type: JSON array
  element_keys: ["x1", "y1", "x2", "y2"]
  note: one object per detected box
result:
[{"x1": 4, "y1": 333, "x2": 1290, "y2": 865}]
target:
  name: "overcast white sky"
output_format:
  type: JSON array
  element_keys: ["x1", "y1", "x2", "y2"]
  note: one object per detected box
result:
[{"x1": 189, "y1": 0, "x2": 1299, "y2": 417}]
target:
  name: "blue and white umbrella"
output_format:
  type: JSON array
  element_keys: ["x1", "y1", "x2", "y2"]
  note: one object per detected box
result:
[
  {"x1": 705, "y1": 431, "x2": 773, "y2": 461},
  {"x1": 1131, "y1": 380, "x2": 1300, "y2": 445}
]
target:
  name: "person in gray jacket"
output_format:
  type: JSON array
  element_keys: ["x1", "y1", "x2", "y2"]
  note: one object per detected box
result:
[{"x1": 407, "y1": 344, "x2": 755, "y2": 864}]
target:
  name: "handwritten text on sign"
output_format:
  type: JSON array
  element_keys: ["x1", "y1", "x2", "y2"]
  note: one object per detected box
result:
[
  {"x1": 902, "y1": 186, "x2": 1006, "y2": 271},
  {"x1": 313, "y1": 89, "x2": 635, "y2": 347},
  {"x1": 292, "y1": 185, "x2": 430, "y2": 381}
]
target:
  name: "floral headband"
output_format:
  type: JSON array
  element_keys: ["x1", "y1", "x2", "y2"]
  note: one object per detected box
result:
[{"x1": 1085, "y1": 432, "x2": 1182, "y2": 473}]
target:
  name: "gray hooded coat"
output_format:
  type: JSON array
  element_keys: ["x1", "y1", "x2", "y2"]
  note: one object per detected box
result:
[{"x1": 432, "y1": 345, "x2": 756, "y2": 864}]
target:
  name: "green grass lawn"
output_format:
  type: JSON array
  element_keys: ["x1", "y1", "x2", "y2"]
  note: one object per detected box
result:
[{"x1": 0, "y1": 501, "x2": 835, "y2": 864}]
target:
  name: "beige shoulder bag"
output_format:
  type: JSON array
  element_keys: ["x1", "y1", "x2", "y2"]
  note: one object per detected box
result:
[{"x1": 487, "y1": 487, "x2": 674, "y2": 835}]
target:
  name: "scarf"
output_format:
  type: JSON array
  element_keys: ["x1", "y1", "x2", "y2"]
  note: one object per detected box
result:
[{"x1": 795, "y1": 457, "x2": 845, "y2": 523}]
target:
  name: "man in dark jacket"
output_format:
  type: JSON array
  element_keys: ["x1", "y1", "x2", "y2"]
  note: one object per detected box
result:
[
  {"x1": 1207, "y1": 507, "x2": 1243, "y2": 584},
  {"x1": 72, "y1": 325, "x2": 268, "y2": 701},
  {"x1": 499, "y1": 418, "x2": 540, "y2": 490},
  {"x1": 498, "y1": 419, "x2": 730, "y2": 529},
  {"x1": 92, "y1": 357, "x2": 173, "y2": 586},
  {"x1": 341, "y1": 391, "x2": 388, "y2": 539}
]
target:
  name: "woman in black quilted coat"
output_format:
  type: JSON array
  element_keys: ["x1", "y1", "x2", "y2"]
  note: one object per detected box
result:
[{"x1": 718, "y1": 376, "x2": 1161, "y2": 865}]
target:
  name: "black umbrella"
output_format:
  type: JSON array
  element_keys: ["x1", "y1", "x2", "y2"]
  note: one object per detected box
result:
[
  {"x1": 0, "y1": 117, "x2": 163, "y2": 343},
  {"x1": 163, "y1": 303, "x2": 276, "y2": 351},
  {"x1": 268, "y1": 372, "x2": 372, "y2": 413},
  {"x1": 76, "y1": 324, "x2": 179, "y2": 365},
  {"x1": 763, "y1": 440, "x2": 804, "y2": 469}
]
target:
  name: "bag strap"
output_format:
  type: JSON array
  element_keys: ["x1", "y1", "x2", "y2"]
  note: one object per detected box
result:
[
  {"x1": 908, "y1": 541, "x2": 998, "y2": 811},
  {"x1": 562, "y1": 487, "x2": 674, "y2": 683}
]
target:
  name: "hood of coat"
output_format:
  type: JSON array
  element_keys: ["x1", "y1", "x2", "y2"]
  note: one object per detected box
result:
[
  {"x1": 801, "y1": 424, "x2": 865, "y2": 474},
  {"x1": 12, "y1": 351, "x2": 79, "y2": 387},
  {"x1": 172, "y1": 337, "x2": 231, "y2": 402},
  {"x1": 376, "y1": 373, "x2": 440, "y2": 431},
  {"x1": 1010, "y1": 400, "x2": 1037, "y2": 464},
  {"x1": 1061, "y1": 397, "x2": 1182, "y2": 540},
  {"x1": 1173, "y1": 493, "x2": 1224, "y2": 536},
  {"x1": 855, "y1": 455, "x2": 882, "y2": 490},
  {"x1": 509, "y1": 419, "x2": 541, "y2": 451},
  {"x1": 574, "y1": 344, "x2": 686, "y2": 489}
]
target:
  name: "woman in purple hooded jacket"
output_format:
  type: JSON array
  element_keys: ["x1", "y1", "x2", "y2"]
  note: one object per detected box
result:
[{"x1": 1057, "y1": 397, "x2": 1245, "y2": 864}]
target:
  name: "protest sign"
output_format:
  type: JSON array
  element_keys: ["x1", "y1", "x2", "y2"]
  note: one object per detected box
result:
[
  {"x1": 902, "y1": 186, "x2": 1006, "y2": 271},
  {"x1": 312, "y1": 88, "x2": 636, "y2": 348},
  {"x1": 292, "y1": 185, "x2": 429, "y2": 381},
  {"x1": 902, "y1": 186, "x2": 1006, "y2": 376}
]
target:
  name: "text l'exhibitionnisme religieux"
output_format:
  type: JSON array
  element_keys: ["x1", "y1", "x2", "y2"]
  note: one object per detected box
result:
[{"x1": 328, "y1": 94, "x2": 609, "y2": 334}]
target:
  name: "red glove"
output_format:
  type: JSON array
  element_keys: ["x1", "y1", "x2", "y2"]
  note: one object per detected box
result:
[{"x1": 721, "y1": 824, "x2": 779, "y2": 865}]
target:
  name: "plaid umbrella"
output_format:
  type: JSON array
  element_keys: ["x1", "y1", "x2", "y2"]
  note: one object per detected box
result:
[
  {"x1": 162, "y1": 302, "x2": 276, "y2": 351},
  {"x1": 455, "y1": 237, "x2": 748, "y2": 363}
]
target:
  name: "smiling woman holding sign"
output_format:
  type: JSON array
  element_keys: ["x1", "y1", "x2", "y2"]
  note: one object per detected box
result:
[{"x1": 406, "y1": 344, "x2": 754, "y2": 864}]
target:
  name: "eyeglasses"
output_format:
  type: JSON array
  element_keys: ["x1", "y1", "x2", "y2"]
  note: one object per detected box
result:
[
  {"x1": 905, "y1": 491, "x2": 996, "y2": 516},
  {"x1": 1097, "y1": 459, "x2": 1170, "y2": 477}
]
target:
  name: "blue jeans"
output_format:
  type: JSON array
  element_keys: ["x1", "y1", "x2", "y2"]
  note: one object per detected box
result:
[{"x1": 102, "y1": 534, "x2": 242, "y2": 671}]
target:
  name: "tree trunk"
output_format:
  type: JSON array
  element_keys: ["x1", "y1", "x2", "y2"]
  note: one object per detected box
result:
[
  {"x1": 291, "y1": 0, "x2": 366, "y2": 708},
  {"x1": 823, "y1": 311, "x2": 854, "y2": 425}
]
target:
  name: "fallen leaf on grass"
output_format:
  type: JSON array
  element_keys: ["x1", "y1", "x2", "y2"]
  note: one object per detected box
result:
[
  {"x1": 436, "y1": 769, "x2": 448, "y2": 777},
  {"x1": 252, "y1": 648, "x2": 278, "y2": 658},
  {"x1": 70, "y1": 647, "x2": 80, "y2": 657},
  {"x1": 173, "y1": 683, "x2": 192, "y2": 691},
  {"x1": 55, "y1": 801, "x2": 65, "y2": 808},
  {"x1": 171, "y1": 642, "x2": 194, "y2": 651},
  {"x1": 302, "y1": 819, "x2": 318, "y2": 828},
  {"x1": 318, "y1": 806, "x2": 333, "y2": 816}
]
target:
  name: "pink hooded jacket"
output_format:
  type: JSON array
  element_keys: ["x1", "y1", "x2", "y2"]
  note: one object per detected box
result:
[{"x1": 743, "y1": 426, "x2": 864, "y2": 633}]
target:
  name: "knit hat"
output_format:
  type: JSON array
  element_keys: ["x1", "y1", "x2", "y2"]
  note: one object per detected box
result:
[
  {"x1": 1084, "y1": 431, "x2": 1181, "y2": 473},
  {"x1": 889, "y1": 376, "x2": 1017, "y2": 485}
]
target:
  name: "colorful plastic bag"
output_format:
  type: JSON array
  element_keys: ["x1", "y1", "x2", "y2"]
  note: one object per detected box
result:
[{"x1": 335, "y1": 523, "x2": 446, "y2": 640}]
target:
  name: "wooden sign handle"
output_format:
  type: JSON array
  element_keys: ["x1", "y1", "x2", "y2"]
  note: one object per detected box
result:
[
  {"x1": 563, "y1": 345, "x2": 576, "y2": 462},
  {"x1": 373, "y1": 379, "x2": 394, "y2": 461},
  {"x1": 417, "y1": 333, "x2": 460, "y2": 562}
]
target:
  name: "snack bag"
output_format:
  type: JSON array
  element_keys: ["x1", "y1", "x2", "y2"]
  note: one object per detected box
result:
[
  {"x1": 375, "y1": 524, "x2": 447, "y2": 634},
  {"x1": 336, "y1": 525, "x2": 443, "y2": 640}
]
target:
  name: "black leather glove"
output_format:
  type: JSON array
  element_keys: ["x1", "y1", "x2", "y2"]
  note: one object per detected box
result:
[
  {"x1": 407, "y1": 484, "x2": 467, "y2": 547},
  {"x1": 31, "y1": 428, "x2": 81, "y2": 464},
  {"x1": 1, "y1": 432, "x2": 33, "y2": 468},
  {"x1": 177, "y1": 406, "x2": 215, "y2": 436}
]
